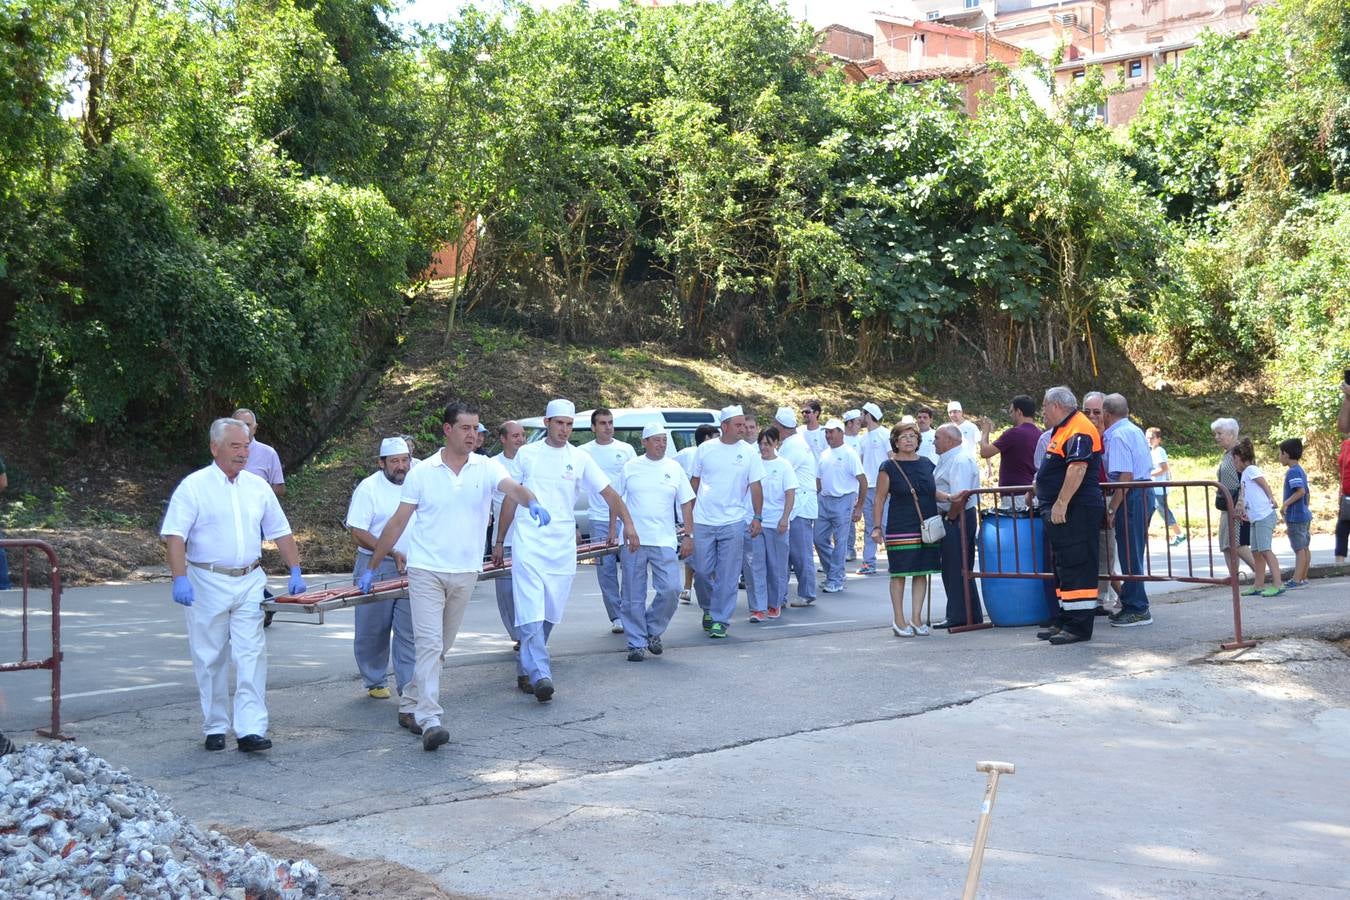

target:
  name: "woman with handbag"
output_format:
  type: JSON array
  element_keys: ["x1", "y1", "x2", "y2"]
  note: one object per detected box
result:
[{"x1": 872, "y1": 417, "x2": 942, "y2": 637}]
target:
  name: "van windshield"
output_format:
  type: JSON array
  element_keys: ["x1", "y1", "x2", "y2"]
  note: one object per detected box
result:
[{"x1": 522, "y1": 426, "x2": 697, "y2": 455}]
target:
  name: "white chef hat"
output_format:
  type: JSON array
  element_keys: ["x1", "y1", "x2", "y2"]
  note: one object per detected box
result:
[
  {"x1": 379, "y1": 436, "x2": 409, "y2": 457},
  {"x1": 545, "y1": 398, "x2": 576, "y2": 419},
  {"x1": 824, "y1": 418, "x2": 844, "y2": 431},
  {"x1": 719, "y1": 405, "x2": 744, "y2": 423},
  {"x1": 842, "y1": 409, "x2": 862, "y2": 423},
  {"x1": 863, "y1": 402, "x2": 883, "y2": 421},
  {"x1": 773, "y1": 406, "x2": 796, "y2": 428},
  {"x1": 642, "y1": 422, "x2": 668, "y2": 440},
  {"x1": 946, "y1": 400, "x2": 962, "y2": 412}
]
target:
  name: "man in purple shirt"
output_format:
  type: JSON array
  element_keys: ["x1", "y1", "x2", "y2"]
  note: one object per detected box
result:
[
  {"x1": 977, "y1": 395, "x2": 1041, "y2": 491},
  {"x1": 232, "y1": 408, "x2": 285, "y2": 498}
]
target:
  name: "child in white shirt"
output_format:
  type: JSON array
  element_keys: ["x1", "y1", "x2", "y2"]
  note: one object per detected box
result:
[{"x1": 1234, "y1": 438, "x2": 1283, "y2": 597}]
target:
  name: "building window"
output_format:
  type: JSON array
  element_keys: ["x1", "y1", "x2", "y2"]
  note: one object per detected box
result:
[
  {"x1": 1073, "y1": 70, "x2": 1085, "y2": 80},
  {"x1": 964, "y1": 0, "x2": 980, "y2": 8},
  {"x1": 1128, "y1": 59, "x2": 1143, "y2": 78}
]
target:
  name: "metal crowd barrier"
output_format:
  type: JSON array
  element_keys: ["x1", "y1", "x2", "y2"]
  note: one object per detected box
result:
[
  {"x1": 0, "y1": 539, "x2": 71, "y2": 739},
  {"x1": 954, "y1": 480, "x2": 1253, "y2": 650}
]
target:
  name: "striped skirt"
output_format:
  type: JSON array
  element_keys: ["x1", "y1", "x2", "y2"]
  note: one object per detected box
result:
[{"x1": 884, "y1": 531, "x2": 940, "y2": 577}]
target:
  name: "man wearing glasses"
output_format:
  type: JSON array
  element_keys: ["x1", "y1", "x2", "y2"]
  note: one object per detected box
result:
[{"x1": 800, "y1": 399, "x2": 827, "y2": 459}]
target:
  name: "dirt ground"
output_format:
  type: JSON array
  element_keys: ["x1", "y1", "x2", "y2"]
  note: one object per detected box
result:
[{"x1": 216, "y1": 825, "x2": 471, "y2": 900}]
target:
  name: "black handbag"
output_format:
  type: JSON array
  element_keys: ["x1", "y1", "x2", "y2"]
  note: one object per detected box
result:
[{"x1": 1215, "y1": 491, "x2": 1229, "y2": 512}]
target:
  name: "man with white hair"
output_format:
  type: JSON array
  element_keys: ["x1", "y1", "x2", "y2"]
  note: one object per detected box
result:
[
  {"x1": 857, "y1": 402, "x2": 890, "y2": 576},
  {"x1": 933, "y1": 424, "x2": 983, "y2": 628},
  {"x1": 1102, "y1": 393, "x2": 1154, "y2": 627},
  {"x1": 774, "y1": 407, "x2": 819, "y2": 608},
  {"x1": 580, "y1": 407, "x2": 636, "y2": 634},
  {"x1": 815, "y1": 418, "x2": 866, "y2": 593},
  {"x1": 1034, "y1": 386, "x2": 1104, "y2": 645},
  {"x1": 232, "y1": 408, "x2": 285, "y2": 498},
  {"x1": 691, "y1": 405, "x2": 765, "y2": 638},
  {"x1": 614, "y1": 423, "x2": 695, "y2": 661},
  {"x1": 362, "y1": 402, "x2": 545, "y2": 750},
  {"x1": 498, "y1": 399, "x2": 639, "y2": 700},
  {"x1": 947, "y1": 401, "x2": 980, "y2": 459},
  {"x1": 490, "y1": 420, "x2": 529, "y2": 691},
  {"x1": 345, "y1": 437, "x2": 415, "y2": 711},
  {"x1": 161, "y1": 417, "x2": 306, "y2": 753}
]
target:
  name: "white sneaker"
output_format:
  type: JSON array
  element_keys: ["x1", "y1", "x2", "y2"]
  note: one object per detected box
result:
[
  {"x1": 610, "y1": 619, "x2": 624, "y2": 634},
  {"x1": 679, "y1": 590, "x2": 691, "y2": 603}
]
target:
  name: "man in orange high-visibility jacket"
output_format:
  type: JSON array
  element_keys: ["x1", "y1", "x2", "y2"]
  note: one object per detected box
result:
[{"x1": 1034, "y1": 386, "x2": 1105, "y2": 645}]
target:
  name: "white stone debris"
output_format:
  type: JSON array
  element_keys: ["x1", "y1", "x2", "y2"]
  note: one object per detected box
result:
[{"x1": 0, "y1": 742, "x2": 337, "y2": 899}]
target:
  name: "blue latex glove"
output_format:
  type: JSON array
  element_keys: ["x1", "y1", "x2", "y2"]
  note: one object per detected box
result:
[
  {"x1": 288, "y1": 565, "x2": 307, "y2": 596},
  {"x1": 527, "y1": 500, "x2": 551, "y2": 527},
  {"x1": 357, "y1": 568, "x2": 375, "y2": 595},
  {"x1": 172, "y1": 575, "x2": 194, "y2": 607}
]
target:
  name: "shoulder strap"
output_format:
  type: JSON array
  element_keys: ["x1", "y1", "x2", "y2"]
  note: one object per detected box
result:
[{"x1": 892, "y1": 461, "x2": 925, "y2": 522}]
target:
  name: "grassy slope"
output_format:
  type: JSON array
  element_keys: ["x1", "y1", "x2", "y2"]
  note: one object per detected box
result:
[{"x1": 8, "y1": 280, "x2": 1336, "y2": 582}]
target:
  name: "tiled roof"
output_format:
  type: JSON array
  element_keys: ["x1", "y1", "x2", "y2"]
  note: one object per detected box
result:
[{"x1": 871, "y1": 63, "x2": 991, "y2": 84}]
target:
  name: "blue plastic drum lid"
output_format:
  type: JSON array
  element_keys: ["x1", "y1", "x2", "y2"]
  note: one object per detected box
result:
[{"x1": 978, "y1": 509, "x2": 1055, "y2": 627}]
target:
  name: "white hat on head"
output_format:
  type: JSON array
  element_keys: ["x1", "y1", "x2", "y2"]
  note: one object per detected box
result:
[
  {"x1": 862, "y1": 402, "x2": 882, "y2": 421},
  {"x1": 946, "y1": 400, "x2": 962, "y2": 412},
  {"x1": 545, "y1": 398, "x2": 576, "y2": 419},
  {"x1": 476, "y1": 423, "x2": 488, "y2": 433},
  {"x1": 642, "y1": 422, "x2": 668, "y2": 441},
  {"x1": 842, "y1": 408, "x2": 861, "y2": 423},
  {"x1": 773, "y1": 406, "x2": 797, "y2": 428},
  {"x1": 824, "y1": 418, "x2": 844, "y2": 431},
  {"x1": 719, "y1": 404, "x2": 744, "y2": 423},
  {"x1": 379, "y1": 436, "x2": 409, "y2": 457}
]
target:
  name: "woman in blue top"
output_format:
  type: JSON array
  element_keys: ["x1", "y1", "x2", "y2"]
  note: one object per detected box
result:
[{"x1": 871, "y1": 418, "x2": 941, "y2": 637}]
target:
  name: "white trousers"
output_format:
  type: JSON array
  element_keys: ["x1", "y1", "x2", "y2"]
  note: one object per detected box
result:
[
  {"x1": 184, "y1": 567, "x2": 268, "y2": 737},
  {"x1": 405, "y1": 567, "x2": 477, "y2": 730}
]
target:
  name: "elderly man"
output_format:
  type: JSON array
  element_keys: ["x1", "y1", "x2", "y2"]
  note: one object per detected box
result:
[
  {"x1": 857, "y1": 402, "x2": 890, "y2": 576},
  {"x1": 1102, "y1": 393, "x2": 1154, "y2": 627},
  {"x1": 614, "y1": 423, "x2": 695, "y2": 660},
  {"x1": 580, "y1": 407, "x2": 637, "y2": 634},
  {"x1": 1082, "y1": 391, "x2": 1122, "y2": 610},
  {"x1": 161, "y1": 417, "x2": 306, "y2": 752},
  {"x1": 232, "y1": 408, "x2": 285, "y2": 497},
  {"x1": 490, "y1": 420, "x2": 529, "y2": 687},
  {"x1": 774, "y1": 407, "x2": 819, "y2": 608},
  {"x1": 947, "y1": 401, "x2": 980, "y2": 459},
  {"x1": 815, "y1": 418, "x2": 866, "y2": 594},
  {"x1": 1034, "y1": 387, "x2": 1105, "y2": 645},
  {"x1": 361, "y1": 402, "x2": 545, "y2": 750},
  {"x1": 499, "y1": 399, "x2": 638, "y2": 700},
  {"x1": 345, "y1": 437, "x2": 415, "y2": 705},
  {"x1": 933, "y1": 424, "x2": 983, "y2": 628},
  {"x1": 691, "y1": 405, "x2": 765, "y2": 637},
  {"x1": 977, "y1": 395, "x2": 1041, "y2": 497}
]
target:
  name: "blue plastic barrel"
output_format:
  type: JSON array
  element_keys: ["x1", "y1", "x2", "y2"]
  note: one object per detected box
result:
[{"x1": 979, "y1": 509, "x2": 1053, "y2": 627}]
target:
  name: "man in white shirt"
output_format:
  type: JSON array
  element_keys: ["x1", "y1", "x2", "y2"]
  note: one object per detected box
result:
[
  {"x1": 490, "y1": 420, "x2": 529, "y2": 691},
  {"x1": 774, "y1": 407, "x2": 819, "y2": 607},
  {"x1": 691, "y1": 405, "x2": 765, "y2": 637},
  {"x1": 361, "y1": 402, "x2": 545, "y2": 751},
  {"x1": 675, "y1": 423, "x2": 720, "y2": 603},
  {"x1": 857, "y1": 401, "x2": 891, "y2": 577},
  {"x1": 814, "y1": 419, "x2": 866, "y2": 594},
  {"x1": 1102, "y1": 393, "x2": 1154, "y2": 627},
  {"x1": 498, "y1": 399, "x2": 639, "y2": 701},
  {"x1": 800, "y1": 399, "x2": 827, "y2": 458},
  {"x1": 161, "y1": 417, "x2": 306, "y2": 753},
  {"x1": 614, "y1": 423, "x2": 695, "y2": 661},
  {"x1": 947, "y1": 401, "x2": 981, "y2": 460},
  {"x1": 345, "y1": 437, "x2": 415, "y2": 711},
  {"x1": 842, "y1": 409, "x2": 863, "y2": 561},
  {"x1": 580, "y1": 408, "x2": 637, "y2": 634},
  {"x1": 932, "y1": 424, "x2": 984, "y2": 629},
  {"x1": 916, "y1": 405, "x2": 939, "y2": 463}
]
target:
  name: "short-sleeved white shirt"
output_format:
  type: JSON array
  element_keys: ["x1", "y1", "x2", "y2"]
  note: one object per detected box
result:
[
  {"x1": 1240, "y1": 465, "x2": 1274, "y2": 522},
  {"x1": 818, "y1": 444, "x2": 865, "y2": 497},
  {"x1": 778, "y1": 433, "x2": 819, "y2": 519},
  {"x1": 490, "y1": 451, "x2": 524, "y2": 546},
  {"x1": 675, "y1": 445, "x2": 699, "y2": 477},
  {"x1": 345, "y1": 470, "x2": 412, "y2": 556},
  {"x1": 161, "y1": 464, "x2": 292, "y2": 567},
  {"x1": 616, "y1": 455, "x2": 694, "y2": 549},
  {"x1": 918, "y1": 430, "x2": 939, "y2": 464},
  {"x1": 399, "y1": 450, "x2": 510, "y2": 573},
  {"x1": 803, "y1": 426, "x2": 827, "y2": 459},
  {"x1": 580, "y1": 439, "x2": 636, "y2": 523},
  {"x1": 244, "y1": 439, "x2": 285, "y2": 487},
  {"x1": 957, "y1": 420, "x2": 981, "y2": 459},
  {"x1": 860, "y1": 426, "x2": 890, "y2": 489},
  {"x1": 755, "y1": 456, "x2": 796, "y2": 527},
  {"x1": 692, "y1": 439, "x2": 765, "y2": 527}
]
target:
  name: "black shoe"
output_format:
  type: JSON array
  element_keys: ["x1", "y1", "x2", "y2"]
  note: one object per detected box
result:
[
  {"x1": 1093, "y1": 606, "x2": 1112, "y2": 617},
  {"x1": 932, "y1": 620, "x2": 951, "y2": 629},
  {"x1": 1036, "y1": 627, "x2": 1062, "y2": 640},
  {"x1": 203, "y1": 734, "x2": 226, "y2": 752},
  {"x1": 534, "y1": 678, "x2": 555, "y2": 703},
  {"x1": 422, "y1": 726, "x2": 450, "y2": 751},
  {"x1": 263, "y1": 610, "x2": 275, "y2": 628},
  {"x1": 517, "y1": 675, "x2": 535, "y2": 694},
  {"x1": 236, "y1": 734, "x2": 272, "y2": 753},
  {"x1": 513, "y1": 641, "x2": 520, "y2": 652},
  {"x1": 1048, "y1": 632, "x2": 1089, "y2": 645},
  {"x1": 398, "y1": 713, "x2": 423, "y2": 735},
  {"x1": 647, "y1": 636, "x2": 663, "y2": 656},
  {"x1": 627, "y1": 648, "x2": 645, "y2": 662}
]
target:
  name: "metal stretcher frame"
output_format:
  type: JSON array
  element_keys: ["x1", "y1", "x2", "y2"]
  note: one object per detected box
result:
[{"x1": 261, "y1": 541, "x2": 621, "y2": 624}]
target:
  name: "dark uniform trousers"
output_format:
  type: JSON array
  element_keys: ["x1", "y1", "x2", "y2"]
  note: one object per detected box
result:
[{"x1": 1044, "y1": 503, "x2": 1101, "y2": 639}]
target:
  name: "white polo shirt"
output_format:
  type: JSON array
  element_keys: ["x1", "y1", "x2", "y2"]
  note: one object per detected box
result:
[
  {"x1": 580, "y1": 439, "x2": 636, "y2": 526},
  {"x1": 918, "y1": 429, "x2": 939, "y2": 464},
  {"x1": 399, "y1": 449, "x2": 510, "y2": 574},
  {"x1": 755, "y1": 456, "x2": 796, "y2": 528},
  {"x1": 958, "y1": 420, "x2": 981, "y2": 459},
  {"x1": 778, "y1": 432, "x2": 818, "y2": 520},
  {"x1": 818, "y1": 444, "x2": 865, "y2": 498},
  {"x1": 161, "y1": 464, "x2": 291, "y2": 568},
  {"x1": 859, "y1": 426, "x2": 890, "y2": 490},
  {"x1": 345, "y1": 470, "x2": 412, "y2": 556},
  {"x1": 691, "y1": 439, "x2": 765, "y2": 527},
  {"x1": 490, "y1": 451, "x2": 524, "y2": 547},
  {"x1": 803, "y1": 426, "x2": 827, "y2": 459},
  {"x1": 615, "y1": 455, "x2": 694, "y2": 549}
]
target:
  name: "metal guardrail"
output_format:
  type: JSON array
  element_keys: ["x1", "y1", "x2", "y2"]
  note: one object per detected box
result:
[
  {"x1": 954, "y1": 481, "x2": 1254, "y2": 650},
  {"x1": 0, "y1": 538, "x2": 72, "y2": 739}
]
